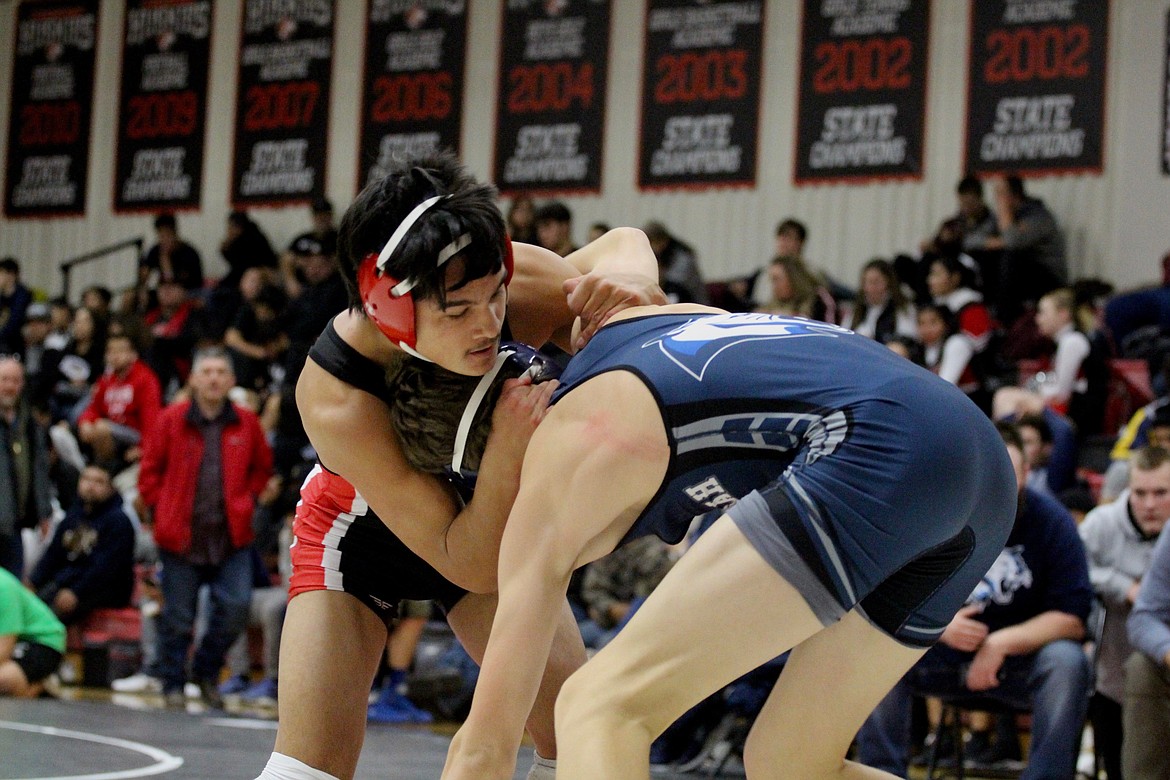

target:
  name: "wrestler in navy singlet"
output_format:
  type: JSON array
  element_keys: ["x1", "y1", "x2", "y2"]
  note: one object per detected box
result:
[{"x1": 552, "y1": 312, "x2": 1017, "y2": 647}]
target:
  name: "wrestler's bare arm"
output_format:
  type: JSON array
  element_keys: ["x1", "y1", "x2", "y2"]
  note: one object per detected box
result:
[
  {"x1": 297, "y1": 361, "x2": 552, "y2": 593},
  {"x1": 443, "y1": 370, "x2": 669, "y2": 780}
]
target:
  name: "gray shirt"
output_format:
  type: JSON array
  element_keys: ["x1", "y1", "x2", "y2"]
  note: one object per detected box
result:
[{"x1": 1128, "y1": 526, "x2": 1170, "y2": 667}]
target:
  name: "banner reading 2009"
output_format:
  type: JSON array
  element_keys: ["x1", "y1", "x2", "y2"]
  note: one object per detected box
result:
[
  {"x1": 115, "y1": 0, "x2": 213, "y2": 212},
  {"x1": 359, "y1": 1, "x2": 467, "y2": 187},
  {"x1": 966, "y1": 0, "x2": 1109, "y2": 175},
  {"x1": 639, "y1": 0, "x2": 764, "y2": 190},
  {"x1": 232, "y1": 0, "x2": 335, "y2": 207},
  {"x1": 794, "y1": 0, "x2": 930, "y2": 185},
  {"x1": 493, "y1": 0, "x2": 610, "y2": 195},
  {"x1": 4, "y1": 0, "x2": 99, "y2": 217}
]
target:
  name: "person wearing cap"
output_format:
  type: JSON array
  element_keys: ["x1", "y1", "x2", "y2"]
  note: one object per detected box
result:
[
  {"x1": 251, "y1": 152, "x2": 663, "y2": 780},
  {"x1": 0, "y1": 258, "x2": 33, "y2": 354},
  {"x1": 18, "y1": 302, "x2": 52, "y2": 383}
]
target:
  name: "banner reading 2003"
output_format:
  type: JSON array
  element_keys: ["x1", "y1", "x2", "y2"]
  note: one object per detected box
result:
[
  {"x1": 639, "y1": 0, "x2": 764, "y2": 190},
  {"x1": 232, "y1": 0, "x2": 335, "y2": 206},
  {"x1": 794, "y1": 0, "x2": 930, "y2": 185},
  {"x1": 494, "y1": 0, "x2": 610, "y2": 195},
  {"x1": 966, "y1": 0, "x2": 1109, "y2": 175}
]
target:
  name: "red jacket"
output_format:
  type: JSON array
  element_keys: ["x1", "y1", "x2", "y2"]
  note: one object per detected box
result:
[
  {"x1": 78, "y1": 360, "x2": 162, "y2": 435},
  {"x1": 138, "y1": 400, "x2": 272, "y2": 555}
]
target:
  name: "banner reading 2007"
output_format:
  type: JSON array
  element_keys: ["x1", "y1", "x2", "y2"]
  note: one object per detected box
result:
[
  {"x1": 359, "y1": 1, "x2": 467, "y2": 187},
  {"x1": 639, "y1": 0, "x2": 764, "y2": 190},
  {"x1": 494, "y1": 0, "x2": 610, "y2": 195},
  {"x1": 232, "y1": 0, "x2": 335, "y2": 207},
  {"x1": 794, "y1": 0, "x2": 930, "y2": 185},
  {"x1": 115, "y1": 0, "x2": 213, "y2": 212},
  {"x1": 4, "y1": 0, "x2": 99, "y2": 217},
  {"x1": 966, "y1": 0, "x2": 1109, "y2": 175}
]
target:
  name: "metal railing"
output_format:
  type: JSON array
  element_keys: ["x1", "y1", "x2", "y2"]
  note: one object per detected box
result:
[{"x1": 58, "y1": 237, "x2": 144, "y2": 300}]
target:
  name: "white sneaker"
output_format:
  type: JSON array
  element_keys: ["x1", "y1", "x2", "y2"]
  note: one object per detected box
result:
[
  {"x1": 111, "y1": 672, "x2": 162, "y2": 693},
  {"x1": 184, "y1": 682, "x2": 201, "y2": 699}
]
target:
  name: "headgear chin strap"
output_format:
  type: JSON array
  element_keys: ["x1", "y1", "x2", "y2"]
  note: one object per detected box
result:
[{"x1": 356, "y1": 193, "x2": 513, "y2": 356}]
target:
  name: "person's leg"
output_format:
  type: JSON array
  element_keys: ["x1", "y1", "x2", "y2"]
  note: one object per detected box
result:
[
  {"x1": 0, "y1": 660, "x2": 35, "y2": 697},
  {"x1": 1122, "y1": 652, "x2": 1170, "y2": 780},
  {"x1": 156, "y1": 551, "x2": 202, "y2": 694},
  {"x1": 79, "y1": 419, "x2": 116, "y2": 462},
  {"x1": 445, "y1": 590, "x2": 587, "y2": 762},
  {"x1": 266, "y1": 591, "x2": 387, "y2": 780},
  {"x1": 1088, "y1": 693, "x2": 1123, "y2": 780},
  {"x1": 1011, "y1": 639, "x2": 1091, "y2": 780},
  {"x1": 555, "y1": 516, "x2": 922, "y2": 779},
  {"x1": 0, "y1": 532, "x2": 22, "y2": 577},
  {"x1": 192, "y1": 547, "x2": 253, "y2": 687}
]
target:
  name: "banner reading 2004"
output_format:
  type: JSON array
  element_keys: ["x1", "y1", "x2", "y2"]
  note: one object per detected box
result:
[
  {"x1": 639, "y1": 0, "x2": 763, "y2": 190},
  {"x1": 232, "y1": 0, "x2": 335, "y2": 206},
  {"x1": 966, "y1": 0, "x2": 1109, "y2": 175},
  {"x1": 115, "y1": 0, "x2": 213, "y2": 211},
  {"x1": 794, "y1": 0, "x2": 930, "y2": 184},
  {"x1": 494, "y1": 0, "x2": 610, "y2": 195},
  {"x1": 5, "y1": 0, "x2": 99, "y2": 217}
]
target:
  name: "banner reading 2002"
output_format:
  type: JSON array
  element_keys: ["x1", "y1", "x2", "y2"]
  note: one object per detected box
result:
[
  {"x1": 232, "y1": 0, "x2": 334, "y2": 207},
  {"x1": 794, "y1": 0, "x2": 930, "y2": 185},
  {"x1": 5, "y1": 0, "x2": 99, "y2": 217},
  {"x1": 966, "y1": 0, "x2": 1109, "y2": 175},
  {"x1": 639, "y1": 0, "x2": 764, "y2": 190},
  {"x1": 494, "y1": 0, "x2": 610, "y2": 195},
  {"x1": 115, "y1": 0, "x2": 213, "y2": 212}
]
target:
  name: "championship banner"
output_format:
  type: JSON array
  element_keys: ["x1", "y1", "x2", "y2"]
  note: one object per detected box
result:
[
  {"x1": 4, "y1": 0, "x2": 99, "y2": 217},
  {"x1": 231, "y1": 0, "x2": 335, "y2": 207},
  {"x1": 1162, "y1": 9, "x2": 1170, "y2": 176},
  {"x1": 638, "y1": 0, "x2": 764, "y2": 190},
  {"x1": 793, "y1": 0, "x2": 930, "y2": 185},
  {"x1": 115, "y1": 0, "x2": 213, "y2": 212},
  {"x1": 493, "y1": 0, "x2": 610, "y2": 195},
  {"x1": 359, "y1": 1, "x2": 467, "y2": 187},
  {"x1": 965, "y1": 0, "x2": 1109, "y2": 175}
]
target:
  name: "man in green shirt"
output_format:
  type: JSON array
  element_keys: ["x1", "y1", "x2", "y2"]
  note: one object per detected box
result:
[{"x1": 0, "y1": 567, "x2": 65, "y2": 697}]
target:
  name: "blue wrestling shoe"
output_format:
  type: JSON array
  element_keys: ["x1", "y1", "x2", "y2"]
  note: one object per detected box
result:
[{"x1": 367, "y1": 692, "x2": 434, "y2": 724}]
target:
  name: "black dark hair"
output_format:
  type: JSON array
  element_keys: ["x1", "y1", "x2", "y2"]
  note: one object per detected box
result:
[
  {"x1": 775, "y1": 218, "x2": 807, "y2": 242},
  {"x1": 1017, "y1": 412, "x2": 1053, "y2": 444},
  {"x1": 1005, "y1": 175, "x2": 1026, "y2": 200},
  {"x1": 336, "y1": 150, "x2": 507, "y2": 312},
  {"x1": 996, "y1": 420, "x2": 1025, "y2": 453},
  {"x1": 154, "y1": 212, "x2": 177, "y2": 231},
  {"x1": 0, "y1": 257, "x2": 19, "y2": 274},
  {"x1": 534, "y1": 201, "x2": 572, "y2": 224},
  {"x1": 957, "y1": 175, "x2": 983, "y2": 197},
  {"x1": 81, "y1": 285, "x2": 113, "y2": 306}
]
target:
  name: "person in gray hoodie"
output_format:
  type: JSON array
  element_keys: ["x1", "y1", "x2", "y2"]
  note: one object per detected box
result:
[
  {"x1": 1079, "y1": 446, "x2": 1170, "y2": 780},
  {"x1": 1124, "y1": 514, "x2": 1170, "y2": 780}
]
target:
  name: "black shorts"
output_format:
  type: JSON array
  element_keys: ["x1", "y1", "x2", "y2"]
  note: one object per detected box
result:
[{"x1": 12, "y1": 641, "x2": 63, "y2": 685}]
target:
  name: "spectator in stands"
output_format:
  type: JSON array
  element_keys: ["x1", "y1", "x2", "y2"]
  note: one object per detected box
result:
[
  {"x1": 883, "y1": 333, "x2": 926, "y2": 366},
  {"x1": 0, "y1": 566, "x2": 65, "y2": 698},
  {"x1": 1017, "y1": 410, "x2": 1079, "y2": 498},
  {"x1": 219, "y1": 210, "x2": 277, "y2": 293},
  {"x1": 505, "y1": 194, "x2": 537, "y2": 244},
  {"x1": 643, "y1": 221, "x2": 708, "y2": 304},
  {"x1": 927, "y1": 255, "x2": 996, "y2": 405},
  {"x1": 73, "y1": 332, "x2": 162, "y2": 466},
  {"x1": 755, "y1": 255, "x2": 834, "y2": 322},
  {"x1": 368, "y1": 600, "x2": 436, "y2": 724},
  {"x1": 224, "y1": 276, "x2": 288, "y2": 394},
  {"x1": 18, "y1": 303, "x2": 52, "y2": 392},
  {"x1": 280, "y1": 199, "x2": 338, "y2": 301},
  {"x1": 144, "y1": 279, "x2": 207, "y2": 397},
  {"x1": 534, "y1": 201, "x2": 577, "y2": 257},
  {"x1": 44, "y1": 299, "x2": 72, "y2": 352},
  {"x1": 1079, "y1": 446, "x2": 1170, "y2": 780},
  {"x1": 0, "y1": 257, "x2": 33, "y2": 354},
  {"x1": 29, "y1": 462, "x2": 135, "y2": 625},
  {"x1": 917, "y1": 303, "x2": 982, "y2": 405},
  {"x1": 1103, "y1": 405, "x2": 1170, "y2": 504},
  {"x1": 45, "y1": 305, "x2": 107, "y2": 425},
  {"x1": 983, "y1": 175, "x2": 1067, "y2": 324},
  {"x1": 80, "y1": 285, "x2": 113, "y2": 321},
  {"x1": 586, "y1": 222, "x2": 610, "y2": 244},
  {"x1": 994, "y1": 288, "x2": 1094, "y2": 422},
  {"x1": 1123, "y1": 516, "x2": 1170, "y2": 780},
  {"x1": 844, "y1": 258, "x2": 916, "y2": 342},
  {"x1": 856, "y1": 422, "x2": 1093, "y2": 778},
  {"x1": 579, "y1": 536, "x2": 674, "y2": 650},
  {"x1": 0, "y1": 356, "x2": 52, "y2": 576},
  {"x1": 137, "y1": 347, "x2": 273, "y2": 708},
  {"x1": 139, "y1": 212, "x2": 204, "y2": 293}
]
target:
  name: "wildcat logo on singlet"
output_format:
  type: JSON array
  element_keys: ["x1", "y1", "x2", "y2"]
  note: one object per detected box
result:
[
  {"x1": 966, "y1": 546, "x2": 1033, "y2": 609},
  {"x1": 644, "y1": 313, "x2": 851, "y2": 381}
]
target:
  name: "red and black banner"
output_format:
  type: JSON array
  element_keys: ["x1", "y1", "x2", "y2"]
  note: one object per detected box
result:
[
  {"x1": 965, "y1": 0, "x2": 1109, "y2": 176},
  {"x1": 4, "y1": 0, "x2": 99, "y2": 217},
  {"x1": 493, "y1": 0, "x2": 610, "y2": 195},
  {"x1": 793, "y1": 0, "x2": 930, "y2": 185},
  {"x1": 359, "y1": 1, "x2": 467, "y2": 188},
  {"x1": 114, "y1": 0, "x2": 213, "y2": 212},
  {"x1": 231, "y1": 0, "x2": 334, "y2": 207},
  {"x1": 638, "y1": 0, "x2": 764, "y2": 190},
  {"x1": 1162, "y1": 9, "x2": 1170, "y2": 176}
]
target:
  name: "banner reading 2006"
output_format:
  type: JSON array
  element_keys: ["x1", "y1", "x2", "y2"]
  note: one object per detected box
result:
[
  {"x1": 639, "y1": 0, "x2": 764, "y2": 190},
  {"x1": 359, "y1": 1, "x2": 467, "y2": 187},
  {"x1": 115, "y1": 0, "x2": 213, "y2": 212},
  {"x1": 232, "y1": 0, "x2": 335, "y2": 207},
  {"x1": 4, "y1": 0, "x2": 99, "y2": 217},
  {"x1": 794, "y1": 0, "x2": 930, "y2": 185},
  {"x1": 494, "y1": 0, "x2": 610, "y2": 195},
  {"x1": 966, "y1": 0, "x2": 1109, "y2": 175}
]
